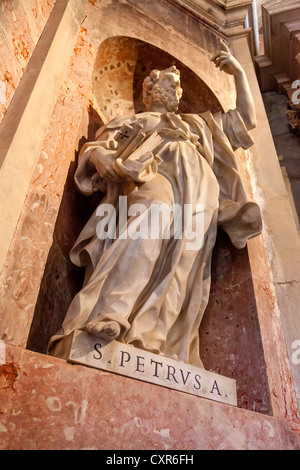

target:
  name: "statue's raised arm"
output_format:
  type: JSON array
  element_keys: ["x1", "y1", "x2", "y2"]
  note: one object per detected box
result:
[{"x1": 211, "y1": 39, "x2": 257, "y2": 130}]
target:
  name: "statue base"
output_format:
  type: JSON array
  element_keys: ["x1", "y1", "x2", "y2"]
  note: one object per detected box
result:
[{"x1": 55, "y1": 330, "x2": 237, "y2": 406}]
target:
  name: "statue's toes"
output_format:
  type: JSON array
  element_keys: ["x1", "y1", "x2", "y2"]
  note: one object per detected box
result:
[{"x1": 85, "y1": 320, "x2": 120, "y2": 341}]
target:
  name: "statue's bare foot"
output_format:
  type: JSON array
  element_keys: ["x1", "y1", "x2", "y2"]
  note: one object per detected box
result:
[{"x1": 85, "y1": 320, "x2": 121, "y2": 341}]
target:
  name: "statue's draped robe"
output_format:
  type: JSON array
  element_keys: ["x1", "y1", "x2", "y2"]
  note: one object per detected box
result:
[{"x1": 49, "y1": 110, "x2": 262, "y2": 367}]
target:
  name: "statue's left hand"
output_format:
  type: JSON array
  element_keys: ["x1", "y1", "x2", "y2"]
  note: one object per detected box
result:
[{"x1": 211, "y1": 40, "x2": 243, "y2": 76}]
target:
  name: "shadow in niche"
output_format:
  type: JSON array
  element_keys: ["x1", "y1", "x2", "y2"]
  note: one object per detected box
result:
[
  {"x1": 131, "y1": 42, "x2": 223, "y2": 115},
  {"x1": 26, "y1": 105, "x2": 105, "y2": 355},
  {"x1": 27, "y1": 37, "x2": 272, "y2": 415},
  {"x1": 200, "y1": 230, "x2": 272, "y2": 414}
]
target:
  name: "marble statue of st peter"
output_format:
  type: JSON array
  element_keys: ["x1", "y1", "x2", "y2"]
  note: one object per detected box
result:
[{"x1": 49, "y1": 41, "x2": 262, "y2": 367}]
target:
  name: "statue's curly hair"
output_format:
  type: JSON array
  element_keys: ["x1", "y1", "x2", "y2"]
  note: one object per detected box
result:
[{"x1": 142, "y1": 66, "x2": 183, "y2": 112}]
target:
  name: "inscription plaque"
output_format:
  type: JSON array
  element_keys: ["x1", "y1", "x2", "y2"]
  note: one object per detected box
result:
[{"x1": 63, "y1": 330, "x2": 237, "y2": 406}]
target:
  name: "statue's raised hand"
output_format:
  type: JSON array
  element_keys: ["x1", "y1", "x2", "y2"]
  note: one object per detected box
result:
[{"x1": 211, "y1": 40, "x2": 243, "y2": 76}]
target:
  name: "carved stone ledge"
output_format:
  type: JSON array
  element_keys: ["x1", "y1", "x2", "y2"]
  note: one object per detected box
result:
[{"x1": 255, "y1": 0, "x2": 300, "y2": 93}]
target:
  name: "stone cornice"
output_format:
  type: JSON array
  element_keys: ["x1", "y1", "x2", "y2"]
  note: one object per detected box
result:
[
  {"x1": 167, "y1": 0, "x2": 252, "y2": 36},
  {"x1": 213, "y1": 0, "x2": 253, "y2": 9}
]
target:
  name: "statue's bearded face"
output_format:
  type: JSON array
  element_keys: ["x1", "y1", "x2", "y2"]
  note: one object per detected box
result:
[{"x1": 143, "y1": 67, "x2": 183, "y2": 113}]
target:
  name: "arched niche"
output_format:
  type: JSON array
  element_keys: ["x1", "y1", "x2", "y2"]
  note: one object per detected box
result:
[
  {"x1": 91, "y1": 36, "x2": 223, "y2": 122},
  {"x1": 27, "y1": 35, "x2": 271, "y2": 414}
]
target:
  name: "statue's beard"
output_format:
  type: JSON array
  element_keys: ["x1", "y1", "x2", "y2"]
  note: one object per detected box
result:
[{"x1": 150, "y1": 85, "x2": 181, "y2": 112}]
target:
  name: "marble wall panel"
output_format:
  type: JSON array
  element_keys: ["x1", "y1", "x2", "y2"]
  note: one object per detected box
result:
[
  {"x1": 0, "y1": 0, "x2": 56, "y2": 123},
  {"x1": 0, "y1": 24, "x2": 97, "y2": 347},
  {"x1": 200, "y1": 231, "x2": 272, "y2": 414},
  {"x1": 0, "y1": 343, "x2": 299, "y2": 450}
]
